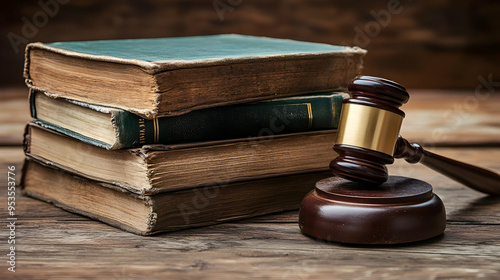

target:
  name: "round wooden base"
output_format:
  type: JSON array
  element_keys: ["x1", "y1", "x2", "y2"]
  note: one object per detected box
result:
[{"x1": 299, "y1": 176, "x2": 446, "y2": 245}]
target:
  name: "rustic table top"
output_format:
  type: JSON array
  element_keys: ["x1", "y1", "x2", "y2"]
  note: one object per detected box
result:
[{"x1": 1, "y1": 88, "x2": 499, "y2": 279}]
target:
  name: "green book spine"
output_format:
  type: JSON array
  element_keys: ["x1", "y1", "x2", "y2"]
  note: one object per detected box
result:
[
  {"x1": 32, "y1": 92, "x2": 347, "y2": 149},
  {"x1": 115, "y1": 93, "x2": 346, "y2": 148}
]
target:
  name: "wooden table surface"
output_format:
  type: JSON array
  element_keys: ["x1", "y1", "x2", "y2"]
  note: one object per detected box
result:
[{"x1": 1, "y1": 88, "x2": 499, "y2": 279}]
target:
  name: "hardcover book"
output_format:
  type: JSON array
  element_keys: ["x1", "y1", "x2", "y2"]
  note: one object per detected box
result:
[
  {"x1": 30, "y1": 90, "x2": 347, "y2": 149},
  {"x1": 24, "y1": 123, "x2": 337, "y2": 195},
  {"x1": 24, "y1": 34, "x2": 365, "y2": 118},
  {"x1": 22, "y1": 159, "x2": 331, "y2": 235}
]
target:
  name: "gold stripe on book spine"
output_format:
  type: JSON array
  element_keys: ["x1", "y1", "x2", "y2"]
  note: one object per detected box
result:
[
  {"x1": 335, "y1": 103, "x2": 403, "y2": 155},
  {"x1": 153, "y1": 118, "x2": 159, "y2": 143},
  {"x1": 305, "y1": 103, "x2": 313, "y2": 128}
]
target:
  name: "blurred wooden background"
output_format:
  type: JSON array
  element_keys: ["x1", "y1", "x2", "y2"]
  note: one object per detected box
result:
[{"x1": 1, "y1": 0, "x2": 499, "y2": 90}]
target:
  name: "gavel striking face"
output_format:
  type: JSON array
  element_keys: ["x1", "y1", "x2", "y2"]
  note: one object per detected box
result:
[{"x1": 330, "y1": 76, "x2": 500, "y2": 195}]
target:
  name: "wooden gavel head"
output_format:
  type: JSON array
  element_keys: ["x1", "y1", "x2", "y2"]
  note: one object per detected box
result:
[{"x1": 330, "y1": 75, "x2": 409, "y2": 185}]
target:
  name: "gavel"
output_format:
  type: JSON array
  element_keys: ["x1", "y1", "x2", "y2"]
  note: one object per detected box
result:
[
  {"x1": 329, "y1": 75, "x2": 500, "y2": 195},
  {"x1": 298, "y1": 75, "x2": 500, "y2": 245}
]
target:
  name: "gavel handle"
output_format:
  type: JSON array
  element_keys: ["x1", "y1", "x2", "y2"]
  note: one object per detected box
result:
[{"x1": 393, "y1": 136, "x2": 500, "y2": 195}]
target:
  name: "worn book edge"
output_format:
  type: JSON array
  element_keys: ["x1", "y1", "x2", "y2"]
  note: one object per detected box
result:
[
  {"x1": 24, "y1": 122, "x2": 335, "y2": 195},
  {"x1": 21, "y1": 158, "x2": 158, "y2": 235},
  {"x1": 30, "y1": 89, "x2": 123, "y2": 149},
  {"x1": 21, "y1": 158, "x2": 331, "y2": 235},
  {"x1": 24, "y1": 35, "x2": 367, "y2": 77}
]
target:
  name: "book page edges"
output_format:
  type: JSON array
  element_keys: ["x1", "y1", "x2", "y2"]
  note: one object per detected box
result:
[
  {"x1": 21, "y1": 159, "x2": 158, "y2": 235},
  {"x1": 27, "y1": 85, "x2": 158, "y2": 120},
  {"x1": 25, "y1": 124, "x2": 337, "y2": 195},
  {"x1": 25, "y1": 151, "x2": 330, "y2": 196},
  {"x1": 23, "y1": 42, "x2": 157, "y2": 79}
]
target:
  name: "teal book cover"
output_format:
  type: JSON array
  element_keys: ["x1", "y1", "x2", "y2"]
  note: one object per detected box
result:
[{"x1": 25, "y1": 35, "x2": 365, "y2": 118}]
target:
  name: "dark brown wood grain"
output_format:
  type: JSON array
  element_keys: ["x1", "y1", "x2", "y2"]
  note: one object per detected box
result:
[{"x1": 1, "y1": 0, "x2": 499, "y2": 89}]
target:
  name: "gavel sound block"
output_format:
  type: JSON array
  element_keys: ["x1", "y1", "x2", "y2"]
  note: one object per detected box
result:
[{"x1": 299, "y1": 76, "x2": 500, "y2": 245}]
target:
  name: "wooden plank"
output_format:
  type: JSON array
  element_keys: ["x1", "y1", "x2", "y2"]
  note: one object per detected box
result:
[
  {"x1": 0, "y1": 88, "x2": 30, "y2": 145},
  {"x1": 1, "y1": 147, "x2": 499, "y2": 278},
  {"x1": 7, "y1": 223, "x2": 500, "y2": 279},
  {"x1": 402, "y1": 90, "x2": 500, "y2": 145},
  {"x1": 0, "y1": 146, "x2": 25, "y2": 165}
]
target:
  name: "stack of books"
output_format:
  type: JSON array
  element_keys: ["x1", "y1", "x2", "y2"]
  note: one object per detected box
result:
[{"x1": 21, "y1": 34, "x2": 366, "y2": 235}]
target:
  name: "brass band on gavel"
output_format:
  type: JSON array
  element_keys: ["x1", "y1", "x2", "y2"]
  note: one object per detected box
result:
[{"x1": 335, "y1": 103, "x2": 404, "y2": 156}]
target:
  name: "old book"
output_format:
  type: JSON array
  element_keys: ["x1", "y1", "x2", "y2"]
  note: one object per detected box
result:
[
  {"x1": 30, "y1": 90, "x2": 347, "y2": 149},
  {"x1": 24, "y1": 34, "x2": 365, "y2": 118},
  {"x1": 24, "y1": 123, "x2": 337, "y2": 195},
  {"x1": 22, "y1": 159, "x2": 331, "y2": 235}
]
